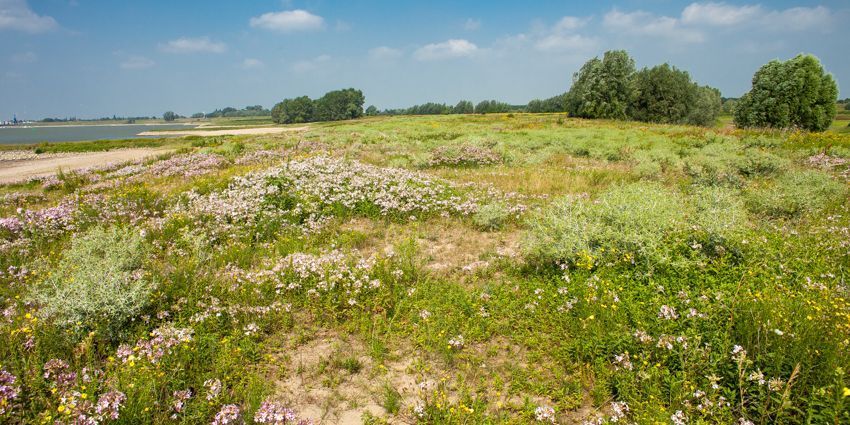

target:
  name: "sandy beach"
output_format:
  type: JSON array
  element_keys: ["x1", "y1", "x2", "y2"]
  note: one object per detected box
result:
[
  {"x1": 0, "y1": 148, "x2": 172, "y2": 183},
  {"x1": 137, "y1": 126, "x2": 309, "y2": 137}
]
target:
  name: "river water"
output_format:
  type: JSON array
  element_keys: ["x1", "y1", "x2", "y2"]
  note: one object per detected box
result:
[{"x1": 0, "y1": 124, "x2": 193, "y2": 145}]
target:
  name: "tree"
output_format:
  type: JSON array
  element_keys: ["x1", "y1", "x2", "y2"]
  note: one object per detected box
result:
[
  {"x1": 190, "y1": 113, "x2": 204, "y2": 119},
  {"x1": 272, "y1": 96, "x2": 315, "y2": 124},
  {"x1": 314, "y1": 88, "x2": 365, "y2": 121},
  {"x1": 686, "y1": 86, "x2": 722, "y2": 126},
  {"x1": 452, "y1": 100, "x2": 474, "y2": 114},
  {"x1": 734, "y1": 54, "x2": 838, "y2": 131},
  {"x1": 163, "y1": 111, "x2": 177, "y2": 122},
  {"x1": 630, "y1": 64, "x2": 695, "y2": 124},
  {"x1": 566, "y1": 50, "x2": 635, "y2": 119},
  {"x1": 474, "y1": 100, "x2": 512, "y2": 114},
  {"x1": 527, "y1": 93, "x2": 567, "y2": 113}
]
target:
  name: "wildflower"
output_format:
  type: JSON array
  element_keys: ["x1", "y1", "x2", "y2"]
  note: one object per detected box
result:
[
  {"x1": 448, "y1": 335, "x2": 465, "y2": 350},
  {"x1": 171, "y1": 389, "x2": 192, "y2": 418},
  {"x1": 0, "y1": 369, "x2": 20, "y2": 415},
  {"x1": 610, "y1": 401, "x2": 629, "y2": 422},
  {"x1": 253, "y1": 401, "x2": 300, "y2": 424},
  {"x1": 243, "y1": 323, "x2": 260, "y2": 336},
  {"x1": 731, "y1": 345, "x2": 747, "y2": 363},
  {"x1": 419, "y1": 310, "x2": 431, "y2": 321},
  {"x1": 671, "y1": 410, "x2": 687, "y2": 425},
  {"x1": 843, "y1": 387, "x2": 850, "y2": 397},
  {"x1": 747, "y1": 370, "x2": 765, "y2": 386},
  {"x1": 94, "y1": 390, "x2": 126, "y2": 420},
  {"x1": 658, "y1": 305, "x2": 679, "y2": 320},
  {"x1": 768, "y1": 378, "x2": 784, "y2": 392},
  {"x1": 613, "y1": 353, "x2": 633, "y2": 371},
  {"x1": 534, "y1": 405, "x2": 556, "y2": 423},
  {"x1": 204, "y1": 378, "x2": 222, "y2": 401},
  {"x1": 413, "y1": 402, "x2": 426, "y2": 418},
  {"x1": 211, "y1": 404, "x2": 241, "y2": 425},
  {"x1": 738, "y1": 418, "x2": 754, "y2": 425}
]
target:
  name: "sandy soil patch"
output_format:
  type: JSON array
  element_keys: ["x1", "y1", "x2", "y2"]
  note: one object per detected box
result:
[
  {"x1": 137, "y1": 126, "x2": 309, "y2": 137},
  {"x1": 0, "y1": 148, "x2": 172, "y2": 183}
]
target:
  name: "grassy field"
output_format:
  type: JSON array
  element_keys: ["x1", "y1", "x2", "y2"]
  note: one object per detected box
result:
[{"x1": 1, "y1": 114, "x2": 849, "y2": 424}]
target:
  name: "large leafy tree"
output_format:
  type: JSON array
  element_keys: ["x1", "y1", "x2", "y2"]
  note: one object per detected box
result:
[
  {"x1": 271, "y1": 96, "x2": 315, "y2": 124},
  {"x1": 734, "y1": 54, "x2": 838, "y2": 131},
  {"x1": 452, "y1": 100, "x2": 474, "y2": 114},
  {"x1": 566, "y1": 50, "x2": 635, "y2": 119},
  {"x1": 630, "y1": 63, "x2": 721, "y2": 126},
  {"x1": 314, "y1": 88, "x2": 365, "y2": 121}
]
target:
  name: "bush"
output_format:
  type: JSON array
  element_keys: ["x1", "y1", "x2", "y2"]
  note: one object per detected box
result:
[
  {"x1": 524, "y1": 182, "x2": 748, "y2": 268},
  {"x1": 472, "y1": 202, "x2": 511, "y2": 231},
  {"x1": 30, "y1": 226, "x2": 154, "y2": 339},
  {"x1": 745, "y1": 170, "x2": 845, "y2": 218},
  {"x1": 734, "y1": 149, "x2": 788, "y2": 177}
]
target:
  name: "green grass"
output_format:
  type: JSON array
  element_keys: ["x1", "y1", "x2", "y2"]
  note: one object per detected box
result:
[{"x1": 1, "y1": 113, "x2": 849, "y2": 424}]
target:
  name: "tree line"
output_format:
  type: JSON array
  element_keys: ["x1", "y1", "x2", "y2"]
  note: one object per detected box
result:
[
  {"x1": 271, "y1": 88, "x2": 365, "y2": 124},
  {"x1": 372, "y1": 100, "x2": 523, "y2": 116}
]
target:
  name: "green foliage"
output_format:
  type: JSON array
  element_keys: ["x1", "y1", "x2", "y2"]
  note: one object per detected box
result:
[
  {"x1": 745, "y1": 170, "x2": 845, "y2": 218},
  {"x1": 271, "y1": 88, "x2": 364, "y2": 124},
  {"x1": 686, "y1": 85, "x2": 722, "y2": 126},
  {"x1": 271, "y1": 96, "x2": 315, "y2": 124},
  {"x1": 630, "y1": 63, "x2": 695, "y2": 124},
  {"x1": 453, "y1": 100, "x2": 474, "y2": 114},
  {"x1": 524, "y1": 182, "x2": 747, "y2": 268},
  {"x1": 474, "y1": 100, "x2": 513, "y2": 114},
  {"x1": 472, "y1": 202, "x2": 511, "y2": 231},
  {"x1": 315, "y1": 88, "x2": 366, "y2": 122},
  {"x1": 163, "y1": 111, "x2": 177, "y2": 121},
  {"x1": 29, "y1": 226, "x2": 153, "y2": 339},
  {"x1": 566, "y1": 50, "x2": 636, "y2": 119},
  {"x1": 365, "y1": 105, "x2": 379, "y2": 116},
  {"x1": 734, "y1": 54, "x2": 838, "y2": 131},
  {"x1": 527, "y1": 93, "x2": 567, "y2": 113}
]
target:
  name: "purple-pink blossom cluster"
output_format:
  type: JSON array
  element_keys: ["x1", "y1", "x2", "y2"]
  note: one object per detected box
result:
[
  {"x1": 148, "y1": 153, "x2": 228, "y2": 178},
  {"x1": 116, "y1": 325, "x2": 193, "y2": 364},
  {"x1": 254, "y1": 401, "x2": 313, "y2": 424}
]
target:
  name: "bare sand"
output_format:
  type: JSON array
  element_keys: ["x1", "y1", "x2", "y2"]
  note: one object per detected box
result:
[
  {"x1": 0, "y1": 148, "x2": 172, "y2": 184},
  {"x1": 137, "y1": 126, "x2": 309, "y2": 137}
]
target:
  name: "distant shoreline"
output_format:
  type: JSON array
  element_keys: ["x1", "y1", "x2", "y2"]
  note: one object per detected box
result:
[{"x1": 0, "y1": 122, "x2": 198, "y2": 129}]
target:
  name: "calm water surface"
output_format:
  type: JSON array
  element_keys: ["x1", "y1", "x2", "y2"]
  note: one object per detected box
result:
[{"x1": 0, "y1": 124, "x2": 192, "y2": 145}]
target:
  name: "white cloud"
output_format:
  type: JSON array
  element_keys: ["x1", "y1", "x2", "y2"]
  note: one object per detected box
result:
[
  {"x1": 160, "y1": 37, "x2": 226, "y2": 53},
  {"x1": 241, "y1": 58, "x2": 264, "y2": 69},
  {"x1": 603, "y1": 9, "x2": 704, "y2": 43},
  {"x1": 681, "y1": 2, "x2": 761, "y2": 26},
  {"x1": 761, "y1": 6, "x2": 831, "y2": 31},
  {"x1": 0, "y1": 0, "x2": 57, "y2": 33},
  {"x1": 10, "y1": 51, "x2": 37, "y2": 63},
  {"x1": 464, "y1": 18, "x2": 481, "y2": 31},
  {"x1": 535, "y1": 34, "x2": 597, "y2": 52},
  {"x1": 368, "y1": 46, "x2": 402, "y2": 60},
  {"x1": 291, "y1": 54, "x2": 330, "y2": 73},
  {"x1": 413, "y1": 39, "x2": 478, "y2": 61},
  {"x1": 250, "y1": 9, "x2": 324, "y2": 32},
  {"x1": 120, "y1": 56, "x2": 155, "y2": 70},
  {"x1": 552, "y1": 16, "x2": 587, "y2": 32}
]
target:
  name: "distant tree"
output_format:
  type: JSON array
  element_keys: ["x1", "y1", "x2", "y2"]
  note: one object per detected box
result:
[
  {"x1": 566, "y1": 50, "x2": 635, "y2": 119},
  {"x1": 686, "y1": 86, "x2": 722, "y2": 126},
  {"x1": 846, "y1": 102, "x2": 850, "y2": 111},
  {"x1": 365, "y1": 105, "x2": 379, "y2": 116},
  {"x1": 734, "y1": 54, "x2": 838, "y2": 131},
  {"x1": 272, "y1": 96, "x2": 315, "y2": 124},
  {"x1": 190, "y1": 113, "x2": 204, "y2": 119},
  {"x1": 452, "y1": 100, "x2": 474, "y2": 114},
  {"x1": 314, "y1": 88, "x2": 365, "y2": 121},
  {"x1": 474, "y1": 100, "x2": 512, "y2": 114},
  {"x1": 527, "y1": 93, "x2": 566, "y2": 113},
  {"x1": 630, "y1": 64, "x2": 695, "y2": 124},
  {"x1": 163, "y1": 111, "x2": 177, "y2": 122},
  {"x1": 721, "y1": 98, "x2": 739, "y2": 115}
]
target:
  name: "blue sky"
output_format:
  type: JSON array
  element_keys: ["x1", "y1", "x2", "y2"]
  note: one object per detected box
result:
[{"x1": 1, "y1": 0, "x2": 847, "y2": 119}]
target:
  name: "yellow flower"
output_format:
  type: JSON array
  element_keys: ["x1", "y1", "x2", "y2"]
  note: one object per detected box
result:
[
  {"x1": 57, "y1": 405, "x2": 66, "y2": 413},
  {"x1": 843, "y1": 387, "x2": 850, "y2": 397}
]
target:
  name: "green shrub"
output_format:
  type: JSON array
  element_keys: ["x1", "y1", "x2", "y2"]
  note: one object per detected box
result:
[
  {"x1": 30, "y1": 226, "x2": 154, "y2": 340},
  {"x1": 524, "y1": 182, "x2": 749, "y2": 268},
  {"x1": 745, "y1": 170, "x2": 845, "y2": 218},
  {"x1": 524, "y1": 183, "x2": 686, "y2": 268},
  {"x1": 472, "y1": 202, "x2": 511, "y2": 231},
  {"x1": 735, "y1": 149, "x2": 788, "y2": 177}
]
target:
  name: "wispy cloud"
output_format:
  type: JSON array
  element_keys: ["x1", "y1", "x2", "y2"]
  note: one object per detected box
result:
[
  {"x1": 120, "y1": 55, "x2": 155, "y2": 70},
  {"x1": 603, "y1": 9, "x2": 705, "y2": 43},
  {"x1": 160, "y1": 37, "x2": 226, "y2": 54},
  {"x1": 291, "y1": 54, "x2": 331, "y2": 73},
  {"x1": 241, "y1": 58, "x2": 264, "y2": 69},
  {"x1": 368, "y1": 46, "x2": 403, "y2": 60},
  {"x1": 414, "y1": 39, "x2": 478, "y2": 61},
  {"x1": 0, "y1": 0, "x2": 57, "y2": 33},
  {"x1": 250, "y1": 9, "x2": 324, "y2": 32},
  {"x1": 464, "y1": 18, "x2": 481, "y2": 31},
  {"x1": 10, "y1": 51, "x2": 37, "y2": 63},
  {"x1": 532, "y1": 16, "x2": 597, "y2": 52},
  {"x1": 680, "y1": 2, "x2": 762, "y2": 26}
]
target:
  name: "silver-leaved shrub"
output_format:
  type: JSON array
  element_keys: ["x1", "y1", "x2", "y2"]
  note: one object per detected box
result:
[{"x1": 30, "y1": 226, "x2": 154, "y2": 339}]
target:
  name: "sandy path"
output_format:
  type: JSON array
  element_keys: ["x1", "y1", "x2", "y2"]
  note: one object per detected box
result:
[
  {"x1": 137, "y1": 126, "x2": 308, "y2": 137},
  {"x1": 0, "y1": 148, "x2": 172, "y2": 183}
]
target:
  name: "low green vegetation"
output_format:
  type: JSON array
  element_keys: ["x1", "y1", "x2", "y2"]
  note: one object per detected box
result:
[{"x1": 1, "y1": 113, "x2": 849, "y2": 424}]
